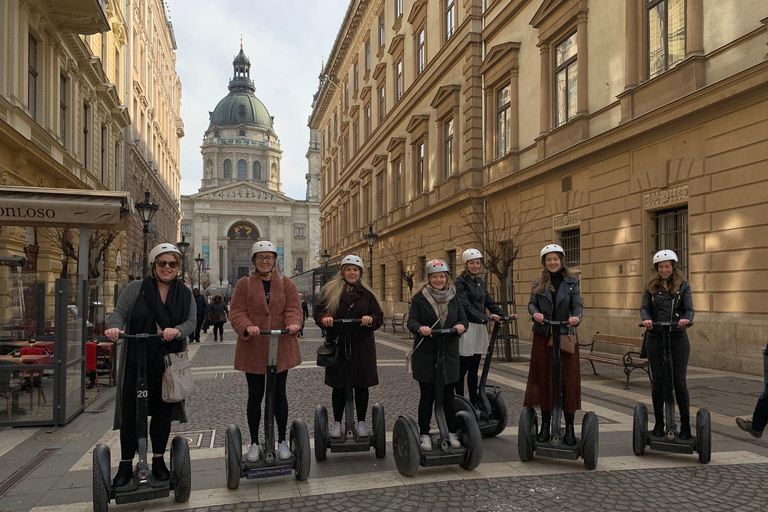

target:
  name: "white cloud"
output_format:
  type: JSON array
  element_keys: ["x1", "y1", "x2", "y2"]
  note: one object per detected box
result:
[{"x1": 169, "y1": 0, "x2": 349, "y2": 199}]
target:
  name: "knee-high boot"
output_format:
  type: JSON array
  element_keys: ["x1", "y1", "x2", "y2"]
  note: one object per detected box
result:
[{"x1": 537, "y1": 411, "x2": 551, "y2": 442}]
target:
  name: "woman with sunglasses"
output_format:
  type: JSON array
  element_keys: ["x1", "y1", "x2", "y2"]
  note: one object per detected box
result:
[{"x1": 105, "y1": 243, "x2": 197, "y2": 487}]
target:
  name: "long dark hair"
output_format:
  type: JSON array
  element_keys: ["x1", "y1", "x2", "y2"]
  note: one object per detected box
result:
[
  {"x1": 533, "y1": 253, "x2": 574, "y2": 294},
  {"x1": 646, "y1": 264, "x2": 686, "y2": 294}
]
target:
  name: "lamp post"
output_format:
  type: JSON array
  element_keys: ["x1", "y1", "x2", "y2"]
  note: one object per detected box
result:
[
  {"x1": 177, "y1": 234, "x2": 190, "y2": 283},
  {"x1": 195, "y1": 253, "x2": 204, "y2": 291},
  {"x1": 363, "y1": 225, "x2": 378, "y2": 285},
  {"x1": 135, "y1": 191, "x2": 159, "y2": 278}
]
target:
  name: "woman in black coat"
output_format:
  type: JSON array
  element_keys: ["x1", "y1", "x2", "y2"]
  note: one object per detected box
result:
[
  {"x1": 315, "y1": 255, "x2": 384, "y2": 439},
  {"x1": 407, "y1": 259, "x2": 468, "y2": 452},
  {"x1": 208, "y1": 294, "x2": 229, "y2": 342}
]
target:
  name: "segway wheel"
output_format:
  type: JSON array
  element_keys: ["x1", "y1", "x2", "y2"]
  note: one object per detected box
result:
[
  {"x1": 582, "y1": 411, "x2": 599, "y2": 470},
  {"x1": 291, "y1": 418, "x2": 311, "y2": 481},
  {"x1": 225, "y1": 424, "x2": 242, "y2": 489},
  {"x1": 171, "y1": 436, "x2": 191, "y2": 503},
  {"x1": 92, "y1": 445, "x2": 110, "y2": 512},
  {"x1": 457, "y1": 410, "x2": 483, "y2": 471},
  {"x1": 314, "y1": 405, "x2": 328, "y2": 462},
  {"x1": 488, "y1": 391, "x2": 508, "y2": 437},
  {"x1": 517, "y1": 406, "x2": 537, "y2": 462},
  {"x1": 392, "y1": 416, "x2": 420, "y2": 477},
  {"x1": 632, "y1": 403, "x2": 647, "y2": 456},
  {"x1": 452, "y1": 394, "x2": 475, "y2": 417},
  {"x1": 697, "y1": 408, "x2": 712, "y2": 465},
  {"x1": 372, "y1": 403, "x2": 386, "y2": 459}
]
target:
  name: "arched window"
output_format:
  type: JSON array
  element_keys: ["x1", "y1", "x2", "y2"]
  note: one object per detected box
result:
[
  {"x1": 223, "y1": 159, "x2": 232, "y2": 178},
  {"x1": 237, "y1": 159, "x2": 247, "y2": 179},
  {"x1": 253, "y1": 161, "x2": 261, "y2": 180},
  {"x1": 296, "y1": 258, "x2": 304, "y2": 273}
]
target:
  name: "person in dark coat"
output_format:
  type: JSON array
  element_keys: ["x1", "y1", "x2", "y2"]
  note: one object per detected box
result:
[
  {"x1": 299, "y1": 293, "x2": 309, "y2": 337},
  {"x1": 524, "y1": 244, "x2": 583, "y2": 446},
  {"x1": 192, "y1": 288, "x2": 208, "y2": 342},
  {"x1": 407, "y1": 259, "x2": 468, "y2": 452},
  {"x1": 315, "y1": 255, "x2": 384, "y2": 438},
  {"x1": 105, "y1": 243, "x2": 196, "y2": 488},
  {"x1": 641, "y1": 249, "x2": 694, "y2": 439},
  {"x1": 208, "y1": 294, "x2": 228, "y2": 342}
]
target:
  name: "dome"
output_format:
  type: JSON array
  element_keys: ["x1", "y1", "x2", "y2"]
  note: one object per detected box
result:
[{"x1": 208, "y1": 92, "x2": 273, "y2": 130}]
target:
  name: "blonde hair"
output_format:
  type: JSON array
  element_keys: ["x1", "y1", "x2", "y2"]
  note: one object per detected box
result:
[
  {"x1": 411, "y1": 273, "x2": 455, "y2": 299},
  {"x1": 646, "y1": 265, "x2": 686, "y2": 294},
  {"x1": 318, "y1": 265, "x2": 382, "y2": 316},
  {"x1": 533, "y1": 253, "x2": 574, "y2": 294}
]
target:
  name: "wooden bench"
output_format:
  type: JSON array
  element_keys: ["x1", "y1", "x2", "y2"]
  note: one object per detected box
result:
[
  {"x1": 384, "y1": 313, "x2": 407, "y2": 334},
  {"x1": 580, "y1": 332, "x2": 651, "y2": 389}
]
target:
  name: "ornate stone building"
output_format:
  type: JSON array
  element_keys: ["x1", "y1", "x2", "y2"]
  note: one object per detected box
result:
[
  {"x1": 181, "y1": 46, "x2": 320, "y2": 294},
  {"x1": 311, "y1": 0, "x2": 768, "y2": 374}
]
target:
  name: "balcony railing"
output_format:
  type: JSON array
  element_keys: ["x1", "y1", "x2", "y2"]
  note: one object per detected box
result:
[{"x1": 201, "y1": 138, "x2": 281, "y2": 150}]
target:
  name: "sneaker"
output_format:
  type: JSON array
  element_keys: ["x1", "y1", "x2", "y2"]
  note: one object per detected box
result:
[
  {"x1": 357, "y1": 421, "x2": 369, "y2": 437},
  {"x1": 420, "y1": 435, "x2": 432, "y2": 451},
  {"x1": 277, "y1": 440, "x2": 292, "y2": 460},
  {"x1": 330, "y1": 421, "x2": 342, "y2": 438},
  {"x1": 449, "y1": 432, "x2": 461, "y2": 449},
  {"x1": 736, "y1": 417, "x2": 764, "y2": 438},
  {"x1": 245, "y1": 443, "x2": 262, "y2": 462}
]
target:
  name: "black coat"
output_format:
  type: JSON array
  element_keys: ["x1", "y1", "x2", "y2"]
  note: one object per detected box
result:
[
  {"x1": 528, "y1": 275, "x2": 583, "y2": 337},
  {"x1": 314, "y1": 283, "x2": 384, "y2": 388},
  {"x1": 208, "y1": 301, "x2": 228, "y2": 324},
  {"x1": 455, "y1": 272, "x2": 502, "y2": 324},
  {"x1": 407, "y1": 291, "x2": 469, "y2": 384},
  {"x1": 640, "y1": 281, "x2": 694, "y2": 328}
]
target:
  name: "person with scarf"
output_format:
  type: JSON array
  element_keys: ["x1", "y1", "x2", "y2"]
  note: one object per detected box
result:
[
  {"x1": 314, "y1": 255, "x2": 384, "y2": 439},
  {"x1": 229, "y1": 240, "x2": 302, "y2": 463},
  {"x1": 105, "y1": 243, "x2": 196, "y2": 487},
  {"x1": 524, "y1": 244, "x2": 583, "y2": 446},
  {"x1": 407, "y1": 259, "x2": 468, "y2": 452}
]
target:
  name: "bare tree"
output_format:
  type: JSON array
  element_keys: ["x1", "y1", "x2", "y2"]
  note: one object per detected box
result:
[
  {"x1": 39, "y1": 227, "x2": 118, "y2": 280},
  {"x1": 381, "y1": 239, "x2": 416, "y2": 302}
]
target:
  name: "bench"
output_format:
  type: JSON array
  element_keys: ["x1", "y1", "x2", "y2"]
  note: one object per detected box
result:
[
  {"x1": 580, "y1": 332, "x2": 651, "y2": 389},
  {"x1": 384, "y1": 313, "x2": 407, "y2": 334}
]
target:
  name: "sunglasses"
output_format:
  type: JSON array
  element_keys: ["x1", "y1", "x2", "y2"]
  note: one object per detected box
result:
[
  {"x1": 156, "y1": 260, "x2": 179, "y2": 269},
  {"x1": 255, "y1": 256, "x2": 275, "y2": 262}
]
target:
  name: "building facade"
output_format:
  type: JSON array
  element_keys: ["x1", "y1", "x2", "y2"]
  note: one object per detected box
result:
[
  {"x1": 181, "y1": 46, "x2": 320, "y2": 295},
  {"x1": 311, "y1": 0, "x2": 768, "y2": 373}
]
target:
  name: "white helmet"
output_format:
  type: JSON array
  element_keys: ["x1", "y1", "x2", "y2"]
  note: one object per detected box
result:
[
  {"x1": 462, "y1": 248, "x2": 483, "y2": 263},
  {"x1": 251, "y1": 240, "x2": 277, "y2": 258},
  {"x1": 148, "y1": 243, "x2": 181, "y2": 264},
  {"x1": 653, "y1": 250, "x2": 678, "y2": 265},
  {"x1": 341, "y1": 254, "x2": 364, "y2": 271},
  {"x1": 540, "y1": 244, "x2": 565, "y2": 259},
  {"x1": 426, "y1": 259, "x2": 450, "y2": 275}
]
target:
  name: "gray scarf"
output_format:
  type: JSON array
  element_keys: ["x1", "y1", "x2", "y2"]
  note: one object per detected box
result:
[{"x1": 422, "y1": 284, "x2": 455, "y2": 328}]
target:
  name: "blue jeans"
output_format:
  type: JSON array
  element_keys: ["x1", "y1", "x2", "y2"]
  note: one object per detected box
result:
[{"x1": 751, "y1": 352, "x2": 768, "y2": 432}]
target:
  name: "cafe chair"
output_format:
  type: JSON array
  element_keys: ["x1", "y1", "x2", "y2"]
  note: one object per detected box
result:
[
  {"x1": 86, "y1": 342, "x2": 100, "y2": 392},
  {"x1": 96, "y1": 344, "x2": 114, "y2": 387},
  {"x1": 0, "y1": 361, "x2": 23, "y2": 421},
  {"x1": 19, "y1": 347, "x2": 47, "y2": 407}
]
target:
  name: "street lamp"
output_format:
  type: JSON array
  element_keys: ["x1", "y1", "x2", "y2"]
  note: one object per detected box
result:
[
  {"x1": 177, "y1": 234, "x2": 190, "y2": 283},
  {"x1": 321, "y1": 250, "x2": 330, "y2": 266},
  {"x1": 135, "y1": 191, "x2": 159, "y2": 278},
  {"x1": 363, "y1": 225, "x2": 378, "y2": 285},
  {"x1": 195, "y1": 253, "x2": 204, "y2": 291}
]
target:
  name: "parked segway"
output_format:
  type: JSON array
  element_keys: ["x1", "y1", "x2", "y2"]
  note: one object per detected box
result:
[
  {"x1": 92, "y1": 333, "x2": 191, "y2": 511},
  {"x1": 518, "y1": 319, "x2": 599, "y2": 470},
  {"x1": 393, "y1": 328, "x2": 482, "y2": 477},
  {"x1": 453, "y1": 316, "x2": 514, "y2": 437},
  {"x1": 633, "y1": 321, "x2": 710, "y2": 464},
  {"x1": 315, "y1": 318, "x2": 386, "y2": 461},
  {"x1": 225, "y1": 330, "x2": 310, "y2": 488}
]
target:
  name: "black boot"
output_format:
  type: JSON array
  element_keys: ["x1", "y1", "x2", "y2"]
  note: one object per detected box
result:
[
  {"x1": 679, "y1": 415, "x2": 691, "y2": 440},
  {"x1": 112, "y1": 460, "x2": 133, "y2": 487},
  {"x1": 564, "y1": 413, "x2": 577, "y2": 445},
  {"x1": 652, "y1": 408, "x2": 664, "y2": 437},
  {"x1": 152, "y1": 456, "x2": 170, "y2": 481},
  {"x1": 537, "y1": 411, "x2": 551, "y2": 443}
]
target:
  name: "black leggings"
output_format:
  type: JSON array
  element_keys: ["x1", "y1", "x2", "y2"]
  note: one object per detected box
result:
[
  {"x1": 119, "y1": 366, "x2": 172, "y2": 460},
  {"x1": 331, "y1": 387, "x2": 369, "y2": 423},
  {"x1": 246, "y1": 371, "x2": 288, "y2": 444},
  {"x1": 646, "y1": 331, "x2": 690, "y2": 422},
  {"x1": 418, "y1": 381, "x2": 456, "y2": 435},
  {"x1": 212, "y1": 322, "x2": 224, "y2": 339},
  {"x1": 456, "y1": 354, "x2": 483, "y2": 404}
]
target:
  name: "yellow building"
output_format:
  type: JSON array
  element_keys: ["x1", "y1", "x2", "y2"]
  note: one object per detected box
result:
[{"x1": 310, "y1": 0, "x2": 768, "y2": 374}]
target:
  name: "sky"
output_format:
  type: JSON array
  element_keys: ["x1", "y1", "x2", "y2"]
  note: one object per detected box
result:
[{"x1": 169, "y1": 0, "x2": 350, "y2": 200}]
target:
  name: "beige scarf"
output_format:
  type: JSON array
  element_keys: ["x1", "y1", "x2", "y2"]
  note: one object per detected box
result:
[{"x1": 421, "y1": 284, "x2": 455, "y2": 328}]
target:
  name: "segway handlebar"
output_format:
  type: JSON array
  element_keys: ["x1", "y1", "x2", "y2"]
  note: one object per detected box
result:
[
  {"x1": 429, "y1": 328, "x2": 458, "y2": 335},
  {"x1": 533, "y1": 318, "x2": 570, "y2": 326},
  {"x1": 331, "y1": 318, "x2": 368, "y2": 326},
  {"x1": 257, "y1": 329, "x2": 290, "y2": 335},
  {"x1": 496, "y1": 315, "x2": 515, "y2": 322},
  {"x1": 117, "y1": 333, "x2": 164, "y2": 340},
  {"x1": 639, "y1": 321, "x2": 694, "y2": 329}
]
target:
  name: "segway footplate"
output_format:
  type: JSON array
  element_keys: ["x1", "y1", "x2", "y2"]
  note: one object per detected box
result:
[
  {"x1": 535, "y1": 443, "x2": 581, "y2": 461},
  {"x1": 115, "y1": 485, "x2": 170, "y2": 505},
  {"x1": 648, "y1": 436, "x2": 696, "y2": 454}
]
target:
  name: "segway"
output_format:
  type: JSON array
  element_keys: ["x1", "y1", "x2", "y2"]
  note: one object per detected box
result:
[
  {"x1": 633, "y1": 321, "x2": 710, "y2": 464},
  {"x1": 453, "y1": 316, "x2": 514, "y2": 437},
  {"x1": 393, "y1": 328, "x2": 482, "y2": 477},
  {"x1": 225, "y1": 330, "x2": 311, "y2": 487},
  {"x1": 92, "y1": 334, "x2": 191, "y2": 511},
  {"x1": 518, "y1": 319, "x2": 599, "y2": 470},
  {"x1": 314, "y1": 318, "x2": 386, "y2": 461}
]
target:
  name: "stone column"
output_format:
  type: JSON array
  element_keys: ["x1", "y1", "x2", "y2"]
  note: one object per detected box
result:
[
  {"x1": 624, "y1": 0, "x2": 640, "y2": 88},
  {"x1": 539, "y1": 44, "x2": 551, "y2": 135},
  {"x1": 685, "y1": 0, "x2": 704, "y2": 56},
  {"x1": 208, "y1": 214, "x2": 218, "y2": 293},
  {"x1": 510, "y1": 68, "x2": 519, "y2": 152},
  {"x1": 220, "y1": 244, "x2": 228, "y2": 289},
  {"x1": 576, "y1": 12, "x2": 589, "y2": 116}
]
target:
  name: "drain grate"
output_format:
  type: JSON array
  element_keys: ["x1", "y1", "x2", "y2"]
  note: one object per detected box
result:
[{"x1": 0, "y1": 448, "x2": 58, "y2": 498}]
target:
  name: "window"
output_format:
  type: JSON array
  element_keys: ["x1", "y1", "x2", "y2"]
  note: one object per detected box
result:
[
  {"x1": 60, "y1": 74, "x2": 68, "y2": 144},
  {"x1": 395, "y1": 59, "x2": 403, "y2": 101},
  {"x1": 295, "y1": 227, "x2": 305, "y2": 237},
  {"x1": 101, "y1": 125, "x2": 107, "y2": 183},
  {"x1": 115, "y1": 49, "x2": 120, "y2": 90},
  {"x1": 28, "y1": 34, "x2": 38, "y2": 121},
  {"x1": 364, "y1": 105, "x2": 372, "y2": 138},
  {"x1": 647, "y1": 0, "x2": 686, "y2": 78},
  {"x1": 237, "y1": 159, "x2": 247, "y2": 179},
  {"x1": 296, "y1": 258, "x2": 304, "y2": 273},
  {"x1": 377, "y1": 174, "x2": 385, "y2": 217},
  {"x1": 364, "y1": 185, "x2": 371, "y2": 225},
  {"x1": 416, "y1": 142, "x2": 424, "y2": 194},
  {"x1": 444, "y1": 118, "x2": 453, "y2": 179},
  {"x1": 417, "y1": 29, "x2": 426, "y2": 75},
  {"x1": 497, "y1": 84, "x2": 511, "y2": 157},
  {"x1": 253, "y1": 161, "x2": 261, "y2": 180},
  {"x1": 560, "y1": 228, "x2": 581, "y2": 268},
  {"x1": 365, "y1": 39, "x2": 371, "y2": 72},
  {"x1": 379, "y1": 12, "x2": 386, "y2": 48},
  {"x1": 82, "y1": 103, "x2": 89, "y2": 169},
  {"x1": 395, "y1": 0, "x2": 403, "y2": 19},
  {"x1": 354, "y1": 62, "x2": 359, "y2": 91},
  {"x1": 344, "y1": 81, "x2": 349, "y2": 109},
  {"x1": 380, "y1": 264, "x2": 386, "y2": 298},
  {"x1": 343, "y1": 137, "x2": 349, "y2": 167},
  {"x1": 378, "y1": 86, "x2": 385, "y2": 122},
  {"x1": 352, "y1": 121, "x2": 359, "y2": 152},
  {"x1": 239, "y1": 129, "x2": 246, "y2": 136},
  {"x1": 445, "y1": 0, "x2": 456, "y2": 42},
  {"x1": 445, "y1": 250, "x2": 456, "y2": 278},
  {"x1": 223, "y1": 159, "x2": 232, "y2": 178},
  {"x1": 334, "y1": 112, "x2": 338, "y2": 139},
  {"x1": 115, "y1": 142, "x2": 120, "y2": 186},
  {"x1": 394, "y1": 160, "x2": 402, "y2": 206},
  {"x1": 653, "y1": 205, "x2": 688, "y2": 275},
  {"x1": 554, "y1": 32, "x2": 578, "y2": 127},
  {"x1": 420, "y1": 256, "x2": 427, "y2": 282}
]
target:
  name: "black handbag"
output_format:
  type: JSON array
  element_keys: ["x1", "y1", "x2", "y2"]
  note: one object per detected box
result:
[{"x1": 316, "y1": 339, "x2": 340, "y2": 368}]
